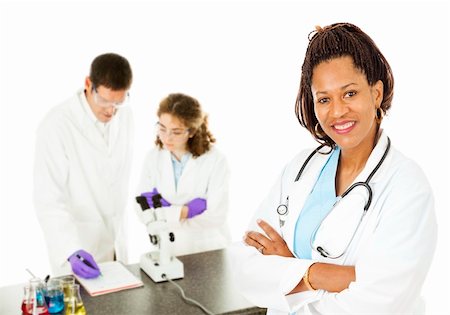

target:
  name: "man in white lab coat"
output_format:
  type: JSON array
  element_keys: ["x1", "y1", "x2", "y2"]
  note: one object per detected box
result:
[{"x1": 34, "y1": 53, "x2": 133, "y2": 277}]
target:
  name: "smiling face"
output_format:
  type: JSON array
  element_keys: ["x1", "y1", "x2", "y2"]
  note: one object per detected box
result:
[{"x1": 311, "y1": 56, "x2": 383, "y2": 154}]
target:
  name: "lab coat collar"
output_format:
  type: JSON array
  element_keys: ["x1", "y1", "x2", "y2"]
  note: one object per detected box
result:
[
  {"x1": 159, "y1": 149, "x2": 197, "y2": 194},
  {"x1": 170, "y1": 151, "x2": 192, "y2": 165},
  {"x1": 179, "y1": 152, "x2": 197, "y2": 182},
  {"x1": 79, "y1": 89, "x2": 99, "y2": 124},
  {"x1": 72, "y1": 89, "x2": 119, "y2": 153},
  {"x1": 351, "y1": 130, "x2": 390, "y2": 185},
  {"x1": 158, "y1": 149, "x2": 176, "y2": 195}
]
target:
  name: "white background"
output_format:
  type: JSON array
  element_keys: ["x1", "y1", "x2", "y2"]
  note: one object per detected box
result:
[{"x1": 1, "y1": 1, "x2": 449, "y2": 313}]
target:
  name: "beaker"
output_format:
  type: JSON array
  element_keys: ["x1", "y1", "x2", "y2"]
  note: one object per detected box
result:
[
  {"x1": 65, "y1": 284, "x2": 86, "y2": 315},
  {"x1": 21, "y1": 278, "x2": 49, "y2": 315},
  {"x1": 59, "y1": 275, "x2": 75, "y2": 303},
  {"x1": 44, "y1": 278, "x2": 64, "y2": 314}
]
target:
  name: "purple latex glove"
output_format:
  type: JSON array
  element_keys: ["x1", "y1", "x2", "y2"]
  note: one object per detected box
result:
[
  {"x1": 186, "y1": 198, "x2": 207, "y2": 218},
  {"x1": 141, "y1": 188, "x2": 171, "y2": 208},
  {"x1": 68, "y1": 249, "x2": 101, "y2": 279}
]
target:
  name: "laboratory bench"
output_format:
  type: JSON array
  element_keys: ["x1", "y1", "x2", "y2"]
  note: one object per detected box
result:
[{"x1": 0, "y1": 249, "x2": 266, "y2": 315}]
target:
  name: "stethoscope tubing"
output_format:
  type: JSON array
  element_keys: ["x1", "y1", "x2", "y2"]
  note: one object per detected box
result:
[
  {"x1": 280, "y1": 137, "x2": 391, "y2": 259},
  {"x1": 309, "y1": 190, "x2": 369, "y2": 259}
]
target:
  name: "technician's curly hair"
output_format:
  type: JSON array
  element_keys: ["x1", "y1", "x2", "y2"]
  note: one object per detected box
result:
[
  {"x1": 155, "y1": 93, "x2": 216, "y2": 157},
  {"x1": 295, "y1": 23, "x2": 394, "y2": 148}
]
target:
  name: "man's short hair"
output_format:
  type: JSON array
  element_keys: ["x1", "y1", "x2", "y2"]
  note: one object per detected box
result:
[{"x1": 89, "y1": 53, "x2": 132, "y2": 90}]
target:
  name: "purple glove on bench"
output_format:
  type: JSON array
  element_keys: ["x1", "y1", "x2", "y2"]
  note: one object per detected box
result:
[{"x1": 186, "y1": 198, "x2": 207, "y2": 219}]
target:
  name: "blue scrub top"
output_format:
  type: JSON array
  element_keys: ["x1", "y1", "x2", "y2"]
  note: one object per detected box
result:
[{"x1": 293, "y1": 147, "x2": 340, "y2": 259}]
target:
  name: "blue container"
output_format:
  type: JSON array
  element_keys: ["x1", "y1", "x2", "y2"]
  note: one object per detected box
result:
[{"x1": 44, "y1": 289, "x2": 64, "y2": 313}]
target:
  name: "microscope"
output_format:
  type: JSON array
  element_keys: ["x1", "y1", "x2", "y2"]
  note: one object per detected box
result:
[{"x1": 135, "y1": 194, "x2": 184, "y2": 283}]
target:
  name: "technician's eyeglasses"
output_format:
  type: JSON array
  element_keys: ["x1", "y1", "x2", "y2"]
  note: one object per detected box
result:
[
  {"x1": 155, "y1": 122, "x2": 190, "y2": 139},
  {"x1": 92, "y1": 85, "x2": 130, "y2": 109}
]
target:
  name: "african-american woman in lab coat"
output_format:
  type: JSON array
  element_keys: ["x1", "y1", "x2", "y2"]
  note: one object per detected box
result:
[
  {"x1": 234, "y1": 23, "x2": 437, "y2": 314},
  {"x1": 136, "y1": 93, "x2": 230, "y2": 256}
]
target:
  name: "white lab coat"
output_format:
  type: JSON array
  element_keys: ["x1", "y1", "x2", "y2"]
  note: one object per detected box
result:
[
  {"x1": 233, "y1": 132, "x2": 437, "y2": 314},
  {"x1": 136, "y1": 146, "x2": 231, "y2": 256},
  {"x1": 34, "y1": 90, "x2": 133, "y2": 276}
]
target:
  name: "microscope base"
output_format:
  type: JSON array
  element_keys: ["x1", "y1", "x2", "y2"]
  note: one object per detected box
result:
[{"x1": 139, "y1": 252, "x2": 184, "y2": 283}]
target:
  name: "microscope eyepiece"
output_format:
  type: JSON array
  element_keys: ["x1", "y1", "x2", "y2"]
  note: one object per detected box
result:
[
  {"x1": 152, "y1": 194, "x2": 163, "y2": 208},
  {"x1": 136, "y1": 196, "x2": 150, "y2": 210}
]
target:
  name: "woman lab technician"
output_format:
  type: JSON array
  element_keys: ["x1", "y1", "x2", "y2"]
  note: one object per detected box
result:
[
  {"x1": 136, "y1": 93, "x2": 231, "y2": 255},
  {"x1": 234, "y1": 23, "x2": 437, "y2": 314}
]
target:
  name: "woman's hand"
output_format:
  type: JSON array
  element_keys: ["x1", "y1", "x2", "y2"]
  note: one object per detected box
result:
[
  {"x1": 244, "y1": 221, "x2": 355, "y2": 293},
  {"x1": 244, "y1": 219, "x2": 294, "y2": 257}
]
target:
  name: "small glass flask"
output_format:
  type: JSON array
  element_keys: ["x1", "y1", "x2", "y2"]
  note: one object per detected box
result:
[
  {"x1": 59, "y1": 275, "x2": 75, "y2": 304},
  {"x1": 21, "y1": 278, "x2": 49, "y2": 315},
  {"x1": 65, "y1": 284, "x2": 86, "y2": 315},
  {"x1": 44, "y1": 278, "x2": 64, "y2": 314}
]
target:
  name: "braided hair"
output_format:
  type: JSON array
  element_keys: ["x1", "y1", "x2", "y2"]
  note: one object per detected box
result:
[{"x1": 295, "y1": 23, "x2": 394, "y2": 148}]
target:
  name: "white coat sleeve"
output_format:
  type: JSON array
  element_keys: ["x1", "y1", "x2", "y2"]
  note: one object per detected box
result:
[
  {"x1": 231, "y1": 165, "x2": 319, "y2": 312},
  {"x1": 308, "y1": 160, "x2": 437, "y2": 314},
  {"x1": 176, "y1": 152, "x2": 230, "y2": 228},
  {"x1": 33, "y1": 118, "x2": 82, "y2": 271}
]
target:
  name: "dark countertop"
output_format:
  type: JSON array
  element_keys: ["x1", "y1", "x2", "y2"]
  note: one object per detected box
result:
[{"x1": 1, "y1": 249, "x2": 266, "y2": 315}]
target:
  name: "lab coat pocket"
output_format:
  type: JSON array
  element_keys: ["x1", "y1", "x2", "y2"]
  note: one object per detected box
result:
[{"x1": 312, "y1": 189, "x2": 368, "y2": 260}]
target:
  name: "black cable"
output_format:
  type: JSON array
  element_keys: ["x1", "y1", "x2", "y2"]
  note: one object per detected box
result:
[{"x1": 162, "y1": 274, "x2": 215, "y2": 315}]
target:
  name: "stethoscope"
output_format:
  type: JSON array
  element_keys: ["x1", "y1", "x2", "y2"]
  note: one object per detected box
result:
[{"x1": 276, "y1": 137, "x2": 391, "y2": 259}]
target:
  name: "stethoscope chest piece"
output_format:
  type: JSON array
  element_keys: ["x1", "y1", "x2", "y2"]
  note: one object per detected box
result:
[
  {"x1": 277, "y1": 204, "x2": 288, "y2": 216},
  {"x1": 277, "y1": 204, "x2": 288, "y2": 227}
]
